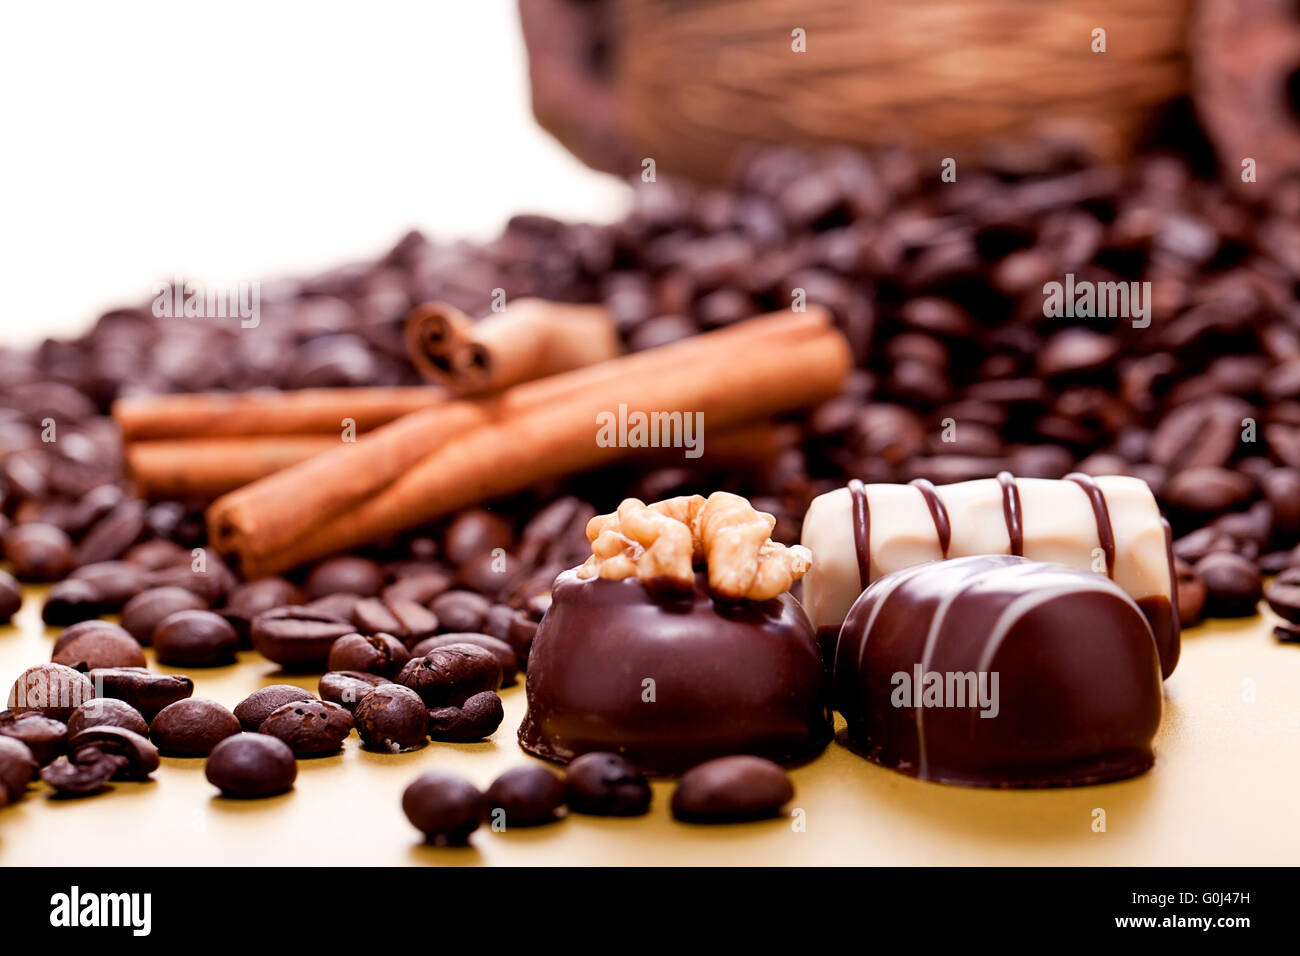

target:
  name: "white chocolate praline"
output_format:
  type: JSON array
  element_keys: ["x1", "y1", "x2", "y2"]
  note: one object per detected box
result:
[{"x1": 799, "y1": 475, "x2": 1173, "y2": 636}]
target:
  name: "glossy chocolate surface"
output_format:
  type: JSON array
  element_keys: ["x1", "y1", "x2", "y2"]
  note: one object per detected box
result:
[
  {"x1": 519, "y1": 569, "x2": 831, "y2": 775},
  {"x1": 832, "y1": 555, "x2": 1163, "y2": 788}
]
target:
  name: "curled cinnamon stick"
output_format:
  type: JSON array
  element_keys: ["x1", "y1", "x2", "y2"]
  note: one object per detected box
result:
[
  {"x1": 405, "y1": 298, "x2": 622, "y2": 393},
  {"x1": 210, "y1": 308, "x2": 850, "y2": 577},
  {"x1": 113, "y1": 387, "x2": 444, "y2": 441},
  {"x1": 126, "y1": 436, "x2": 337, "y2": 501}
]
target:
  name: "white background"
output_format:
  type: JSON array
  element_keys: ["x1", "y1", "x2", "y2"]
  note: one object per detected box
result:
[{"x1": 0, "y1": 1, "x2": 627, "y2": 344}]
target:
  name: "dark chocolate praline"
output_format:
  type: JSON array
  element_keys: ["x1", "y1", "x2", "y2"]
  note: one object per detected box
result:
[
  {"x1": 831, "y1": 555, "x2": 1163, "y2": 788},
  {"x1": 519, "y1": 569, "x2": 831, "y2": 775}
]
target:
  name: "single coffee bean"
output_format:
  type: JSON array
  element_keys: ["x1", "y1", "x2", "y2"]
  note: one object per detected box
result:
[
  {"x1": 1264, "y1": 567, "x2": 1300, "y2": 624},
  {"x1": 259, "y1": 699, "x2": 353, "y2": 757},
  {"x1": 671, "y1": 755, "x2": 793, "y2": 823},
  {"x1": 0, "y1": 736, "x2": 38, "y2": 805},
  {"x1": 456, "y1": 550, "x2": 525, "y2": 599},
  {"x1": 1195, "y1": 552, "x2": 1263, "y2": 617},
  {"x1": 381, "y1": 570, "x2": 452, "y2": 606},
  {"x1": 1258, "y1": 549, "x2": 1295, "y2": 575},
  {"x1": 65, "y1": 725, "x2": 160, "y2": 779},
  {"x1": 147, "y1": 554, "x2": 236, "y2": 605},
  {"x1": 1262, "y1": 468, "x2": 1300, "y2": 542},
  {"x1": 1162, "y1": 467, "x2": 1254, "y2": 514},
  {"x1": 319, "y1": 670, "x2": 390, "y2": 713},
  {"x1": 303, "y1": 556, "x2": 385, "y2": 600},
  {"x1": 327, "y1": 632, "x2": 410, "y2": 677},
  {"x1": 41, "y1": 578, "x2": 109, "y2": 626},
  {"x1": 430, "y1": 590, "x2": 490, "y2": 633},
  {"x1": 233, "y1": 685, "x2": 316, "y2": 732},
  {"x1": 1174, "y1": 559, "x2": 1208, "y2": 628},
  {"x1": 354, "y1": 684, "x2": 428, "y2": 752},
  {"x1": 409, "y1": 633, "x2": 518, "y2": 686},
  {"x1": 150, "y1": 698, "x2": 241, "y2": 756},
  {"x1": 483, "y1": 604, "x2": 538, "y2": 667},
  {"x1": 401, "y1": 770, "x2": 486, "y2": 845},
  {"x1": 351, "y1": 597, "x2": 438, "y2": 646},
  {"x1": 303, "y1": 592, "x2": 365, "y2": 621},
  {"x1": 153, "y1": 609, "x2": 239, "y2": 667},
  {"x1": 41, "y1": 725, "x2": 159, "y2": 795},
  {"x1": 65, "y1": 698, "x2": 148, "y2": 738},
  {"x1": 64, "y1": 485, "x2": 127, "y2": 538},
  {"x1": 485, "y1": 765, "x2": 566, "y2": 827},
  {"x1": 122, "y1": 538, "x2": 188, "y2": 570},
  {"x1": 51, "y1": 621, "x2": 146, "y2": 670},
  {"x1": 205, "y1": 733, "x2": 297, "y2": 798},
  {"x1": 221, "y1": 577, "x2": 301, "y2": 639},
  {"x1": 88, "y1": 667, "x2": 194, "y2": 720},
  {"x1": 427, "y1": 690, "x2": 504, "y2": 742},
  {"x1": 3, "y1": 523, "x2": 75, "y2": 582},
  {"x1": 7, "y1": 663, "x2": 94, "y2": 720},
  {"x1": 250, "y1": 606, "x2": 355, "y2": 669},
  {"x1": 120, "y1": 587, "x2": 208, "y2": 644},
  {"x1": 443, "y1": 509, "x2": 513, "y2": 566},
  {"x1": 396, "y1": 643, "x2": 502, "y2": 708},
  {"x1": 0, "y1": 570, "x2": 21, "y2": 622},
  {"x1": 565, "y1": 752, "x2": 652, "y2": 817},
  {"x1": 74, "y1": 499, "x2": 147, "y2": 566},
  {"x1": 67, "y1": 561, "x2": 153, "y2": 607},
  {"x1": 0, "y1": 710, "x2": 67, "y2": 765}
]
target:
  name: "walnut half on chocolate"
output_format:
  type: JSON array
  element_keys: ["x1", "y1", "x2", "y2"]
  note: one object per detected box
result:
[{"x1": 576, "y1": 492, "x2": 811, "y2": 602}]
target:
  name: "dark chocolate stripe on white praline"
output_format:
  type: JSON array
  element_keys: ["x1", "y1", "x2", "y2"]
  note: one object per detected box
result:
[
  {"x1": 1064, "y1": 472, "x2": 1116, "y2": 578},
  {"x1": 996, "y1": 471, "x2": 1023, "y2": 556},
  {"x1": 848, "y1": 478, "x2": 871, "y2": 590},
  {"x1": 909, "y1": 478, "x2": 951, "y2": 557}
]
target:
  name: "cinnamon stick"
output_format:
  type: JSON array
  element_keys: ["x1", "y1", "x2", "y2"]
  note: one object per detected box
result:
[
  {"x1": 209, "y1": 308, "x2": 850, "y2": 577},
  {"x1": 126, "y1": 436, "x2": 337, "y2": 500},
  {"x1": 405, "y1": 298, "x2": 621, "y2": 393},
  {"x1": 113, "y1": 387, "x2": 444, "y2": 441}
]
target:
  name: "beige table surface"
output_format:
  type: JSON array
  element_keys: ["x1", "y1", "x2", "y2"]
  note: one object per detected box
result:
[{"x1": 1, "y1": 585, "x2": 1297, "y2": 867}]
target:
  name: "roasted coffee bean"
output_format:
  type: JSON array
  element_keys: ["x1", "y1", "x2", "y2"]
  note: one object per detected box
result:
[
  {"x1": 303, "y1": 556, "x2": 385, "y2": 600},
  {"x1": 74, "y1": 499, "x2": 146, "y2": 566},
  {"x1": 351, "y1": 597, "x2": 438, "y2": 646},
  {"x1": 0, "y1": 711, "x2": 67, "y2": 765},
  {"x1": 41, "y1": 725, "x2": 160, "y2": 794},
  {"x1": 443, "y1": 509, "x2": 513, "y2": 566},
  {"x1": 205, "y1": 733, "x2": 297, "y2": 798},
  {"x1": 233, "y1": 685, "x2": 316, "y2": 732},
  {"x1": 147, "y1": 553, "x2": 236, "y2": 605},
  {"x1": 1258, "y1": 549, "x2": 1295, "y2": 575},
  {"x1": 485, "y1": 765, "x2": 566, "y2": 827},
  {"x1": 1149, "y1": 398, "x2": 1249, "y2": 471},
  {"x1": 1174, "y1": 559, "x2": 1208, "y2": 628},
  {"x1": 303, "y1": 591, "x2": 365, "y2": 620},
  {"x1": 250, "y1": 606, "x2": 355, "y2": 669},
  {"x1": 354, "y1": 684, "x2": 427, "y2": 752},
  {"x1": 122, "y1": 538, "x2": 188, "y2": 570},
  {"x1": 319, "y1": 670, "x2": 390, "y2": 713},
  {"x1": 0, "y1": 736, "x2": 38, "y2": 805},
  {"x1": 1261, "y1": 468, "x2": 1300, "y2": 542},
  {"x1": 7, "y1": 663, "x2": 94, "y2": 720},
  {"x1": 483, "y1": 604, "x2": 539, "y2": 667},
  {"x1": 259, "y1": 699, "x2": 353, "y2": 757},
  {"x1": 88, "y1": 667, "x2": 193, "y2": 720},
  {"x1": 401, "y1": 770, "x2": 486, "y2": 845},
  {"x1": 327, "y1": 632, "x2": 410, "y2": 677},
  {"x1": 1195, "y1": 552, "x2": 1263, "y2": 618},
  {"x1": 63, "y1": 485, "x2": 126, "y2": 538},
  {"x1": 456, "y1": 550, "x2": 525, "y2": 599},
  {"x1": 51, "y1": 621, "x2": 146, "y2": 670},
  {"x1": 427, "y1": 691, "x2": 504, "y2": 742},
  {"x1": 67, "y1": 560, "x2": 152, "y2": 607},
  {"x1": 221, "y1": 577, "x2": 301, "y2": 639},
  {"x1": 153, "y1": 609, "x2": 239, "y2": 667},
  {"x1": 410, "y1": 633, "x2": 518, "y2": 686},
  {"x1": 1264, "y1": 567, "x2": 1300, "y2": 624},
  {"x1": 1172, "y1": 527, "x2": 1236, "y2": 563},
  {"x1": 671, "y1": 756, "x2": 793, "y2": 823},
  {"x1": 41, "y1": 578, "x2": 107, "y2": 626},
  {"x1": 0, "y1": 570, "x2": 21, "y2": 623},
  {"x1": 429, "y1": 590, "x2": 491, "y2": 633},
  {"x1": 3, "y1": 523, "x2": 75, "y2": 582},
  {"x1": 149, "y1": 698, "x2": 241, "y2": 756},
  {"x1": 381, "y1": 570, "x2": 452, "y2": 606},
  {"x1": 120, "y1": 586, "x2": 208, "y2": 644},
  {"x1": 565, "y1": 752, "x2": 652, "y2": 817},
  {"x1": 65, "y1": 698, "x2": 148, "y2": 738},
  {"x1": 1162, "y1": 467, "x2": 1254, "y2": 515},
  {"x1": 396, "y1": 643, "x2": 502, "y2": 708}
]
